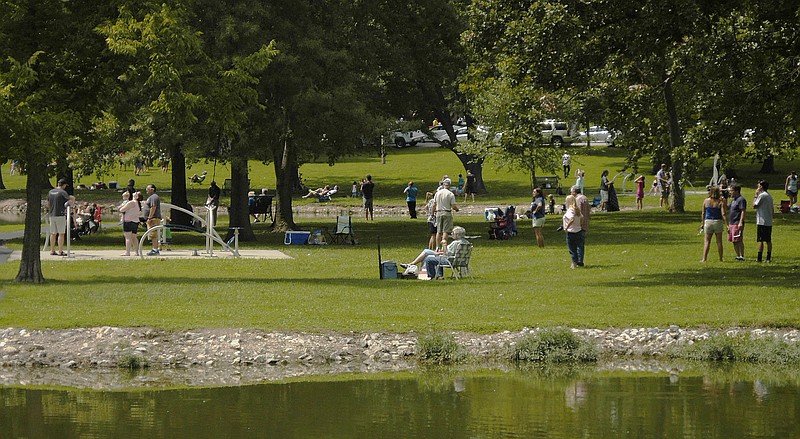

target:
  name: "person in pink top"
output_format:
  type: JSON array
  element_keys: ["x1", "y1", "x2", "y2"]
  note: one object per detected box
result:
[
  {"x1": 118, "y1": 191, "x2": 142, "y2": 256},
  {"x1": 635, "y1": 175, "x2": 646, "y2": 210},
  {"x1": 562, "y1": 194, "x2": 583, "y2": 269}
]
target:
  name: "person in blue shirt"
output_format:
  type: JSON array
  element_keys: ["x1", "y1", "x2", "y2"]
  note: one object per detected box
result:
[
  {"x1": 403, "y1": 181, "x2": 419, "y2": 219},
  {"x1": 701, "y1": 186, "x2": 727, "y2": 263}
]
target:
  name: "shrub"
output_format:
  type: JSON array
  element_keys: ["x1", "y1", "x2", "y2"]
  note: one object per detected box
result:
[
  {"x1": 118, "y1": 354, "x2": 149, "y2": 370},
  {"x1": 416, "y1": 332, "x2": 466, "y2": 365},
  {"x1": 677, "y1": 334, "x2": 800, "y2": 364},
  {"x1": 511, "y1": 328, "x2": 598, "y2": 363}
]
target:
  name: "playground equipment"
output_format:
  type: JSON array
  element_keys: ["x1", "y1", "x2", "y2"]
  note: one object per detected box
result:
[{"x1": 138, "y1": 203, "x2": 239, "y2": 259}]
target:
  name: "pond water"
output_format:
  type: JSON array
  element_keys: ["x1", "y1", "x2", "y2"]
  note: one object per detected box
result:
[{"x1": 1, "y1": 367, "x2": 798, "y2": 438}]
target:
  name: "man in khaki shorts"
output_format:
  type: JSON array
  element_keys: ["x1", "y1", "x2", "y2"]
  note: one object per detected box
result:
[
  {"x1": 47, "y1": 179, "x2": 74, "y2": 256},
  {"x1": 144, "y1": 184, "x2": 162, "y2": 256},
  {"x1": 433, "y1": 178, "x2": 459, "y2": 247}
]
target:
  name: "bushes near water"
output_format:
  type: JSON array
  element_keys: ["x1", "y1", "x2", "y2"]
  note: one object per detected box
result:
[
  {"x1": 674, "y1": 334, "x2": 800, "y2": 364},
  {"x1": 510, "y1": 328, "x2": 598, "y2": 363},
  {"x1": 118, "y1": 354, "x2": 149, "y2": 370},
  {"x1": 416, "y1": 332, "x2": 467, "y2": 365}
]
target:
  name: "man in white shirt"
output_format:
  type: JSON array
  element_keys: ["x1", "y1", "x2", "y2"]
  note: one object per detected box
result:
[
  {"x1": 433, "y1": 178, "x2": 459, "y2": 247},
  {"x1": 753, "y1": 179, "x2": 774, "y2": 262},
  {"x1": 562, "y1": 152, "x2": 571, "y2": 179}
]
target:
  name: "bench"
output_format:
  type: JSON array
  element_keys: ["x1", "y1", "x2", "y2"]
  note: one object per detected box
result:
[
  {"x1": 535, "y1": 176, "x2": 562, "y2": 195},
  {"x1": 250, "y1": 195, "x2": 273, "y2": 222}
]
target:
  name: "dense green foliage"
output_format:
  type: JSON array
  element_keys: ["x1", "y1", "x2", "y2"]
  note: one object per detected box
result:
[
  {"x1": 416, "y1": 332, "x2": 467, "y2": 365},
  {"x1": 510, "y1": 329, "x2": 598, "y2": 363},
  {"x1": 674, "y1": 334, "x2": 800, "y2": 364}
]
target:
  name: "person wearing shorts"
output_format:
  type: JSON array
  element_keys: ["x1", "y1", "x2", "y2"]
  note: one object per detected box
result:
[
  {"x1": 727, "y1": 184, "x2": 746, "y2": 261},
  {"x1": 753, "y1": 180, "x2": 774, "y2": 262},
  {"x1": 47, "y1": 179, "x2": 72, "y2": 256},
  {"x1": 433, "y1": 178, "x2": 458, "y2": 246},
  {"x1": 785, "y1": 171, "x2": 798, "y2": 207},
  {"x1": 144, "y1": 184, "x2": 162, "y2": 256},
  {"x1": 701, "y1": 186, "x2": 726, "y2": 262}
]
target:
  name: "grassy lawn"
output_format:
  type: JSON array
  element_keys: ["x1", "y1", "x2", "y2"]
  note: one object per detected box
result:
[
  {"x1": 0, "y1": 210, "x2": 798, "y2": 332},
  {"x1": 1, "y1": 148, "x2": 799, "y2": 332}
]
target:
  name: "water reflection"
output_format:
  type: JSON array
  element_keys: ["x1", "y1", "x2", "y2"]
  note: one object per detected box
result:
[{"x1": 1, "y1": 367, "x2": 799, "y2": 438}]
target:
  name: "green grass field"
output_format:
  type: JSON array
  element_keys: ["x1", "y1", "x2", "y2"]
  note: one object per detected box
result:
[{"x1": 1, "y1": 147, "x2": 799, "y2": 332}]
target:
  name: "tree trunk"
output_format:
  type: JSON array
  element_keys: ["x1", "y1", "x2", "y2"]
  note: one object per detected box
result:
[
  {"x1": 225, "y1": 155, "x2": 256, "y2": 241},
  {"x1": 0, "y1": 164, "x2": 5, "y2": 189},
  {"x1": 272, "y1": 131, "x2": 297, "y2": 232},
  {"x1": 15, "y1": 162, "x2": 46, "y2": 283},
  {"x1": 759, "y1": 155, "x2": 775, "y2": 174},
  {"x1": 432, "y1": 108, "x2": 488, "y2": 195},
  {"x1": 663, "y1": 73, "x2": 685, "y2": 213},
  {"x1": 168, "y1": 145, "x2": 193, "y2": 226}
]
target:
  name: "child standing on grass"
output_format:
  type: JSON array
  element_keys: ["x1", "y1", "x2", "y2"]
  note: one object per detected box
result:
[
  {"x1": 635, "y1": 175, "x2": 645, "y2": 210},
  {"x1": 351, "y1": 181, "x2": 358, "y2": 198}
]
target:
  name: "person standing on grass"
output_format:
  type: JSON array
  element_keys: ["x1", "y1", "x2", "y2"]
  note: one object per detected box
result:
[
  {"x1": 656, "y1": 163, "x2": 668, "y2": 207},
  {"x1": 425, "y1": 192, "x2": 437, "y2": 249},
  {"x1": 403, "y1": 181, "x2": 418, "y2": 219},
  {"x1": 753, "y1": 179, "x2": 774, "y2": 263},
  {"x1": 530, "y1": 187, "x2": 546, "y2": 248},
  {"x1": 571, "y1": 185, "x2": 590, "y2": 267},
  {"x1": 433, "y1": 178, "x2": 459, "y2": 247},
  {"x1": 47, "y1": 179, "x2": 73, "y2": 256},
  {"x1": 599, "y1": 170, "x2": 610, "y2": 211},
  {"x1": 575, "y1": 169, "x2": 585, "y2": 195},
  {"x1": 464, "y1": 170, "x2": 476, "y2": 203},
  {"x1": 119, "y1": 191, "x2": 141, "y2": 256},
  {"x1": 701, "y1": 186, "x2": 726, "y2": 263},
  {"x1": 562, "y1": 194, "x2": 583, "y2": 269},
  {"x1": 728, "y1": 184, "x2": 746, "y2": 261},
  {"x1": 786, "y1": 171, "x2": 798, "y2": 207},
  {"x1": 562, "y1": 151, "x2": 571, "y2": 179},
  {"x1": 361, "y1": 174, "x2": 375, "y2": 220},
  {"x1": 635, "y1": 175, "x2": 646, "y2": 210},
  {"x1": 144, "y1": 184, "x2": 162, "y2": 256}
]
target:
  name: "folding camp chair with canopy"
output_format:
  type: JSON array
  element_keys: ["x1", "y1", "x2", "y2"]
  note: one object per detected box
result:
[{"x1": 326, "y1": 215, "x2": 355, "y2": 244}]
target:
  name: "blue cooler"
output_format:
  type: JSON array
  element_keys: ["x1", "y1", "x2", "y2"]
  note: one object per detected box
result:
[
  {"x1": 284, "y1": 231, "x2": 311, "y2": 245},
  {"x1": 381, "y1": 261, "x2": 398, "y2": 279}
]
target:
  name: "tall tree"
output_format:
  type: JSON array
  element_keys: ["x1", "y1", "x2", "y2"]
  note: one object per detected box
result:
[
  {"x1": 97, "y1": 0, "x2": 208, "y2": 226},
  {"x1": 358, "y1": 0, "x2": 490, "y2": 193},
  {"x1": 1, "y1": 0, "x2": 113, "y2": 282},
  {"x1": 462, "y1": 0, "x2": 594, "y2": 186},
  {"x1": 250, "y1": 0, "x2": 375, "y2": 232}
]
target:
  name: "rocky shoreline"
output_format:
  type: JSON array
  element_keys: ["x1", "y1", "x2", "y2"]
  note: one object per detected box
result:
[{"x1": 2, "y1": 326, "x2": 799, "y2": 388}]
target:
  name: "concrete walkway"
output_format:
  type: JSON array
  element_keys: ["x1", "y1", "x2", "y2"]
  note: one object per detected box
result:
[{"x1": 5, "y1": 248, "x2": 292, "y2": 262}]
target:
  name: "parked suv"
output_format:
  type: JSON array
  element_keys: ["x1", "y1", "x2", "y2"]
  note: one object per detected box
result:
[{"x1": 539, "y1": 120, "x2": 577, "y2": 147}]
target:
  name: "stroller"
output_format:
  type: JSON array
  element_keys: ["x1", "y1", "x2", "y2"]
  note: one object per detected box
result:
[
  {"x1": 488, "y1": 205, "x2": 517, "y2": 240},
  {"x1": 71, "y1": 214, "x2": 93, "y2": 240}
]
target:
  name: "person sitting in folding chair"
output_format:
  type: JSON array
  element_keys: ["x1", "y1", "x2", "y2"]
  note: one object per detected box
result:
[{"x1": 401, "y1": 226, "x2": 470, "y2": 280}]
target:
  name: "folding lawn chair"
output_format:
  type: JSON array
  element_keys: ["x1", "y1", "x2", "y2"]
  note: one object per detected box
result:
[
  {"x1": 438, "y1": 241, "x2": 473, "y2": 279},
  {"x1": 326, "y1": 215, "x2": 355, "y2": 244}
]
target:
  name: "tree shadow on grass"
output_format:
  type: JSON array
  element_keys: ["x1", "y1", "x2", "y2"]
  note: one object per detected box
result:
[
  {"x1": 596, "y1": 262, "x2": 800, "y2": 289},
  {"x1": 53, "y1": 275, "x2": 414, "y2": 290}
]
